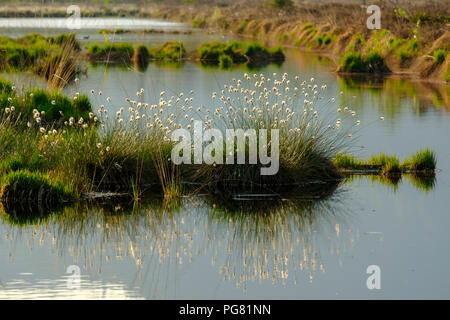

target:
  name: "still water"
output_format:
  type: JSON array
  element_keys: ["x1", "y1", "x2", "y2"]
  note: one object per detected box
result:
[
  {"x1": 0, "y1": 17, "x2": 185, "y2": 31},
  {"x1": 1, "y1": 21, "x2": 450, "y2": 299}
]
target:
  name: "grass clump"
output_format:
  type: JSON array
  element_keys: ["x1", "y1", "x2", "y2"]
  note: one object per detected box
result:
[
  {"x1": 0, "y1": 170, "x2": 76, "y2": 204},
  {"x1": 339, "y1": 51, "x2": 389, "y2": 73},
  {"x1": 301, "y1": 23, "x2": 314, "y2": 31},
  {"x1": 433, "y1": 49, "x2": 447, "y2": 65},
  {"x1": 148, "y1": 42, "x2": 186, "y2": 61},
  {"x1": 0, "y1": 33, "x2": 81, "y2": 87},
  {"x1": 0, "y1": 78, "x2": 92, "y2": 123},
  {"x1": 403, "y1": 148, "x2": 436, "y2": 171},
  {"x1": 315, "y1": 32, "x2": 332, "y2": 46},
  {"x1": 396, "y1": 39, "x2": 419, "y2": 62},
  {"x1": 339, "y1": 52, "x2": 365, "y2": 72},
  {"x1": 133, "y1": 44, "x2": 150, "y2": 71},
  {"x1": 89, "y1": 42, "x2": 186, "y2": 64},
  {"x1": 365, "y1": 51, "x2": 389, "y2": 73},
  {"x1": 334, "y1": 149, "x2": 436, "y2": 175},
  {"x1": 198, "y1": 41, "x2": 285, "y2": 68},
  {"x1": 87, "y1": 42, "x2": 134, "y2": 63}
]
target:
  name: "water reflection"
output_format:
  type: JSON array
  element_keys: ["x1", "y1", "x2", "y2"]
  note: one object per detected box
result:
[
  {"x1": 343, "y1": 173, "x2": 436, "y2": 193},
  {"x1": 1, "y1": 185, "x2": 359, "y2": 298},
  {"x1": 338, "y1": 75, "x2": 450, "y2": 113}
]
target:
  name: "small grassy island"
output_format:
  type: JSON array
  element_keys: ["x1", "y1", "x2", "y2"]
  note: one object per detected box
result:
[
  {"x1": 86, "y1": 39, "x2": 285, "y2": 69},
  {"x1": 0, "y1": 73, "x2": 437, "y2": 217},
  {"x1": 197, "y1": 41, "x2": 285, "y2": 68}
]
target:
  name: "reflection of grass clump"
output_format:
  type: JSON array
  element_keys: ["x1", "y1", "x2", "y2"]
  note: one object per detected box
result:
[{"x1": 218, "y1": 54, "x2": 232, "y2": 68}]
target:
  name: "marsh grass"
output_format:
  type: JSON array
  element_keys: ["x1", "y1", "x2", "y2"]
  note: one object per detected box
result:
[
  {"x1": 181, "y1": 73, "x2": 354, "y2": 191},
  {"x1": 133, "y1": 44, "x2": 150, "y2": 71},
  {"x1": 149, "y1": 42, "x2": 186, "y2": 61},
  {"x1": 0, "y1": 170, "x2": 76, "y2": 203},
  {"x1": 197, "y1": 41, "x2": 284, "y2": 68},
  {"x1": 88, "y1": 41, "x2": 186, "y2": 65},
  {"x1": 402, "y1": 148, "x2": 436, "y2": 171},
  {"x1": 88, "y1": 42, "x2": 134, "y2": 63},
  {"x1": 0, "y1": 72, "x2": 436, "y2": 211},
  {"x1": 339, "y1": 51, "x2": 390, "y2": 74},
  {"x1": 396, "y1": 39, "x2": 419, "y2": 63},
  {"x1": 37, "y1": 36, "x2": 81, "y2": 89},
  {"x1": 433, "y1": 49, "x2": 447, "y2": 65},
  {"x1": 0, "y1": 77, "x2": 92, "y2": 123},
  {"x1": 335, "y1": 148, "x2": 436, "y2": 175},
  {"x1": 0, "y1": 33, "x2": 81, "y2": 87}
]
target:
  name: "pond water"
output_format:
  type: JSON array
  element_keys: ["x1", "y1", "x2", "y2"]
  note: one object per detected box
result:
[
  {"x1": 0, "y1": 17, "x2": 185, "y2": 31},
  {"x1": 1, "y1": 21, "x2": 450, "y2": 299}
]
